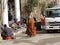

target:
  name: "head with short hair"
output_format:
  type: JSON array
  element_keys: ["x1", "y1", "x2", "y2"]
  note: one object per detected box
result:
[
  {"x1": 4, "y1": 24, "x2": 7, "y2": 27},
  {"x1": 29, "y1": 14, "x2": 33, "y2": 19}
]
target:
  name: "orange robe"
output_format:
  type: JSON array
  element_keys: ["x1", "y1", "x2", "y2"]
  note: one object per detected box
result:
[{"x1": 26, "y1": 18, "x2": 36, "y2": 37}]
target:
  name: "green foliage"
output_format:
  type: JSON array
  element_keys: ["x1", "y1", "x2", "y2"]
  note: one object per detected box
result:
[
  {"x1": 33, "y1": 0, "x2": 39, "y2": 7},
  {"x1": 41, "y1": 2, "x2": 46, "y2": 15},
  {"x1": 47, "y1": 2, "x2": 55, "y2": 8},
  {"x1": 41, "y1": 2, "x2": 56, "y2": 15},
  {"x1": 25, "y1": 0, "x2": 39, "y2": 14}
]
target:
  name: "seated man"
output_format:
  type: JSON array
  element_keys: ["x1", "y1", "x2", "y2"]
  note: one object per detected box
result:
[{"x1": 1, "y1": 24, "x2": 14, "y2": 40}]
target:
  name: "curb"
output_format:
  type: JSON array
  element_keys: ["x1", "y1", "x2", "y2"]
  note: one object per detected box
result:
[{"x1": 13, "y1": 28, "x2": 26, "y2": 36}]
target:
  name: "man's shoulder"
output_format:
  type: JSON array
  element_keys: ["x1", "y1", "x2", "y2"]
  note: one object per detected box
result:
[{"x1": 6, "y1": 27, "x2": 12, "y2": 30}]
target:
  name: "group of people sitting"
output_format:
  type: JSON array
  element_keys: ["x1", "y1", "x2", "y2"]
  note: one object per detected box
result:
[
  {"x1": 0, "y1": 14, "x2": 37, "y2": 40},
  {"x1": 0, "y1": 18, "x2": 27, "y2": 40}
]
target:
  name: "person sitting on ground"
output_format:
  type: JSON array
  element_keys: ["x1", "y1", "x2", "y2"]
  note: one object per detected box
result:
[{"x1": 1, "y1": 24, "x2": 14, "y2": 40}]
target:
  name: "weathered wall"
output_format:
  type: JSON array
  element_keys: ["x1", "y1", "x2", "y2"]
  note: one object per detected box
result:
[{"x1": 0, "y1": 2, "x2": 1, "y2": 16}]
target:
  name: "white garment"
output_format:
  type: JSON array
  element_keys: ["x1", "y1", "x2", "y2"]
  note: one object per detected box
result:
[{"x1": 29, "y1": 15, "x2": 33, "y2": 18}]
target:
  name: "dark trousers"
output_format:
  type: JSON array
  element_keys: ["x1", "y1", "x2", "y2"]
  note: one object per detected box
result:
[{"x1": 1, "y1": 33, "x2": 6, "y2": 40}]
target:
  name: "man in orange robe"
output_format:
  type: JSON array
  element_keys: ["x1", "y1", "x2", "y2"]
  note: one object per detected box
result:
[{"x1": 26, "y1": 15, "x2": 36, "y2": 37}]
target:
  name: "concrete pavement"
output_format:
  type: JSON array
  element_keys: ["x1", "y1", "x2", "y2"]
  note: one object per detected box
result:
[
  {"x1": 0, "y1": 25, "x2": 60, "y2": 45},
  {"x1": 0, "y1": 33, "x2": 60, "y2": 45},
  {"x1": 37, "y1": 34, "x2": 60, "y2": 45}
]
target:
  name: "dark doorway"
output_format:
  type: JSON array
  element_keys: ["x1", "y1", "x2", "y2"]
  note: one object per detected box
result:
[{"x1": 8, "y1": 0, "x2": 15, "y2": 21}]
